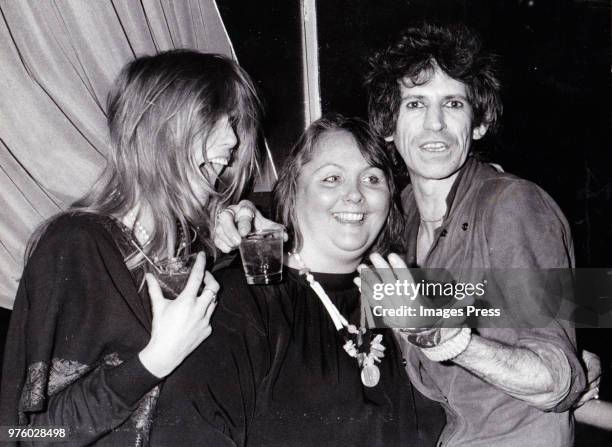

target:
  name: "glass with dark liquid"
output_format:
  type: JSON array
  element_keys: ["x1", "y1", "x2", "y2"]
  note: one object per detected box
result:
[{"x1": 154, "y1": 253, "x2": 198, "y2": 298}]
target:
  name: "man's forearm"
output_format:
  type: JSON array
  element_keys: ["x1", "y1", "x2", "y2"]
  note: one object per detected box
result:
[{"x1": 452, "y1": 335, "x2": 570, "y2": 410}]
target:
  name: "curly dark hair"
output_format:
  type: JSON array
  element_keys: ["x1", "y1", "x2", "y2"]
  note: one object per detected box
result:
[
  {"x1": 273, "y1": 113, "x2": 406, "y2": 256},
  {"x1": 365, "y1": 21, "x2": 502, "y2": 139}
]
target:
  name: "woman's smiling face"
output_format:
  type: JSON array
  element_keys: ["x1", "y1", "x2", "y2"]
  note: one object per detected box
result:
[
  {"x1": 294, "y1": 130, "x2": 391, "y2": 270},
  {"x1": 196, "y1": 114, "x2": 238, "y2": 179}
]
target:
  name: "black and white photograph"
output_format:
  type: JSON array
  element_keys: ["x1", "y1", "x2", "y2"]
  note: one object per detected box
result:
[{"x1": 0, "y1": 1, "x2": 610, "y2": 445}]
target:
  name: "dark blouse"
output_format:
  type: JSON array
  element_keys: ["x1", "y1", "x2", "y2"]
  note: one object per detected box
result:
[
  {"x1": 151, "y1": 264, "x2": 443, "y2": 446},
  {"x1": 0, "y1": 213, "x2": 162, "y2": 446}
]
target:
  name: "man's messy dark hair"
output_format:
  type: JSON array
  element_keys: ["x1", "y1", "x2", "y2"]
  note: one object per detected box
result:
[{"x1": 365, "y1": 21, "x2": 502, "y2": 139}]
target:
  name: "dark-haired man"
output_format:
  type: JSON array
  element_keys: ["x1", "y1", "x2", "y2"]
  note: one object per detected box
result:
[{"x1": 364, "y1": 22, "x2": 586, "y2": 446}]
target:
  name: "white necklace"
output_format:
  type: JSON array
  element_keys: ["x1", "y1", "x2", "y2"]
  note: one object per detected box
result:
[
  {"x1": 125, "y1": 209, "x2": 150, "y2": 245},
  {"x1": 291, "y1": 252, "x2": 385, "y2": 388}
]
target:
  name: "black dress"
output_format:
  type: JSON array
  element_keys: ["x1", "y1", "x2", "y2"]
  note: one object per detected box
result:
[
  {"x1": 0, "y1": 213, "x2": 162, "y2": 446},
  {"x1": 151, "y1": 265, "x2": 444, "y2": 446}
]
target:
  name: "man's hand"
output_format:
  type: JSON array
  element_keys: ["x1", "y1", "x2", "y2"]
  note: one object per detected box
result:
[
  {"x1": 355, "y1": 253, "x2": 470, "y2": 330},
  {"x1": 213, "y1": 199, "x2": 287, "y2": 253}
]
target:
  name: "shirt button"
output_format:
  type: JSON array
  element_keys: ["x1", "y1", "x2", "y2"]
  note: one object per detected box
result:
[
  {"x1": 440, "y1": 229, "x2": 448, "y2": 237},
  {"x1": 462, "y1": 222, "x2": 469, "y2": 231},
  {"x1": 402, "y1": 358, "x2": 407, "y2": 367}
]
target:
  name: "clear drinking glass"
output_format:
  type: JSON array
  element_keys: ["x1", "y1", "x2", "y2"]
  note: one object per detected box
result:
[
  {"x1": 154, "y1": 253, "x2": 198, "y2": 298},
  {"x1": 239, "y1": 228, "x2": 284, "y2": 285}
]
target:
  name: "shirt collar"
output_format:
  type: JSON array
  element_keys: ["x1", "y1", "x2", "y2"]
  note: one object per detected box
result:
[{"x1": 400, "y1": 156, "x2": 485, "y2": 266}]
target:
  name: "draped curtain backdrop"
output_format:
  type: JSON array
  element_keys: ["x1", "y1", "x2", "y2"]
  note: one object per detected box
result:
[{"x1": 0, "y1": 0, "x2": 238, "y2": 309}]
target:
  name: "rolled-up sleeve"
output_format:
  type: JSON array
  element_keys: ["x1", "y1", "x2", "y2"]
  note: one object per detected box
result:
[{"x1": 484, "y1": 179, "x2": 587, "y2": 411}]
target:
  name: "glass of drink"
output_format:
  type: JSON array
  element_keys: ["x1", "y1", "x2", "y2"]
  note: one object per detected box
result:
[
  {"x1": 154, "y1": 253, "x2": 198, "y2": 298},
  {"x1": 239, "y1": 228, "x2": 284, "y2": 284}
]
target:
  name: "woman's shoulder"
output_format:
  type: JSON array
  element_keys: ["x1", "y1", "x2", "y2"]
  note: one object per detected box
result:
[
  {"x1": 214, "y1": 263, "x2": 255, "y2": 312},
  {"x1": 39, "y1": 211, "x2": 112, "y2": 239},
  {"x1": 211, "y1": 268, "x2": 264, "y2": 338},
  {"x1": 17, "y1": 213, "x2": 133, "y2": 314},
  {"x1": 27, "y1": 212, "x2": 124, "y2": 273},
  {"x1": 213, "y1": 258, "x2": 248, "y2": 280},
  {"x1": 212, "y1": 262, "x2": 292, "y2": 336},
  {"x1": 214, "y1": 261, "x2": 293, "y2": 300}
]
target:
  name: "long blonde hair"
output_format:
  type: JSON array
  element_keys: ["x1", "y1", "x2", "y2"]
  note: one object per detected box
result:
[{"x1": 28, "y1": 50, "x2": 262, "y2": 266}]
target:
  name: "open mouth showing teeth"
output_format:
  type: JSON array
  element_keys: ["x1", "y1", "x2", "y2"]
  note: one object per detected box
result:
[
  {"x1": 208, "y1": 157, "x2": 229, "y2": 166},
  {"x1": 333, "y1": 212, "x2": 364, "y2": 223},
  {"x1": 420, "y1": 142, "x2": 448, "y2": 152}
]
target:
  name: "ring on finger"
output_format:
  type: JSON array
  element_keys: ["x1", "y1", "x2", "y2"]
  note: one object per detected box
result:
[
  {"x1": 203, "y1": 287, "x2": 218, "y2": 300},
  {"x1": 216, "y1": 207, "x2": 236, "y2": 220},
  {"x1": 235, "y1": 206, "x2": 255, "y2": 220}
]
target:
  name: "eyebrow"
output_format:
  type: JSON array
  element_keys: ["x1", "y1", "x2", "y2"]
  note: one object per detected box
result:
[
  {"x1": 313, "y1": 163, "x2": 344, "y2": 172},
  {"x1": 401, "y1": 94, "x2": 470, "y2": 101},
  {"x1": 313, "y1": 163, "x2": 384, "y2": 173}
]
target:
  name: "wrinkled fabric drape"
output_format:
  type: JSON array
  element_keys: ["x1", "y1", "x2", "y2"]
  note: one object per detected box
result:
[{"x1": 0, "y1": 0, "x2": 236, "y2": 309}]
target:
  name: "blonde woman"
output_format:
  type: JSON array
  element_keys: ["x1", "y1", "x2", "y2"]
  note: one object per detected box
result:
[{"x1": 0, "y1": 50, "x2": 261, "y2": 446}]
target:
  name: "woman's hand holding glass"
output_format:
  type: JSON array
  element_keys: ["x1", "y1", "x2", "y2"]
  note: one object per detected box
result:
[
  {"x1": 139, "y1": 252, "x2": 218, "y2": 378},
  {"x1": 214, "y1": 199, "x2": 287, "y2": 253}
]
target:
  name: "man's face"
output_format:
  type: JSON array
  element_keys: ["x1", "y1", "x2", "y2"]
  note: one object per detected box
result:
[{"x1": 388, "y1": 67, "x2": 488, "y2": 182}]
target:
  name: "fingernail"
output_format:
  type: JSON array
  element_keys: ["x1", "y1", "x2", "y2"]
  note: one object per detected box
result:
[{"x1": 388, "y1": 254, "x2": 402, "y2": 265}]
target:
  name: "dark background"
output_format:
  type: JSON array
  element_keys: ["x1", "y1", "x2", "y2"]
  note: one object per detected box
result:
[
  {"x1": 217, "y1": 0, "x2": 304, "y2": 172},
  {"x1": 217, "y1": 0, "x2": 612, "y2": 270},
  {"x1": 317, "y1": 1, "x2": 611, "y2": 443},
  {"x1": 1, "y1": 0, "x2": 610, "y2": 443},
  {"x1": 228, "y1": 0, "x2": 612, "y2": 443},
  {"x1": 318, "y1": 0, "x2": 611, "y2": 268}
]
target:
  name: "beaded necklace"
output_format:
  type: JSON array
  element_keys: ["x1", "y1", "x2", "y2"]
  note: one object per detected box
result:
[
  {"x1": 124, "y1": 209, "x2": 151, "y2": 246},
  {"x1": 291, "y1": 252, "x2": 385, "y2": 387}
]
